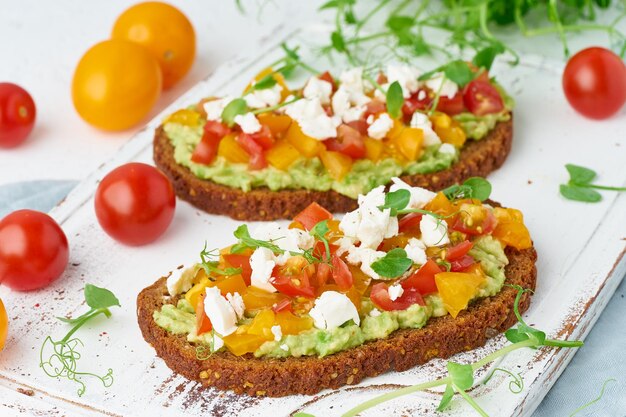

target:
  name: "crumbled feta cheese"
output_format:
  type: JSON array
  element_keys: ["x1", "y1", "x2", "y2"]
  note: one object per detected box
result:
[
  {"x1": 438, "y1": 143, "x2": 456, "y2": 155},
  {"x1": 358, "y1": 184, "x2": 387, "y2": 207},
  {"x1": 250, "y1": 222, "x2": 315, "y2": 265},
  {"x1": 339, "y1": 68, "x2": 367, "y2": 93},
  {"x1": 417, "y1": 90, "x2": 426, "y2": 100},
  {"x1": 420, "y1": 214, "x2": 450, "y2": 247},
  {"x1": 244, "y1": 84, "x2": 283, "y2": 109},
  {"x1": 425, "y1": 73, "x2": 458, "y2": 99},
  {"x1": 212, "y1": 333, "x2": 225, "y2": 351},
  {"x1": 369, "y1": 309, "x2": 382, "y2": 317},
  {"x1": 410, "y1": 112, "x2": 441, "y2": 146},
  {"x1": 166, "y1": 267, "x2": 195, "y2": 296},
  {"x1": 366, "y1": 114, "x2": 374, "y2": 124},
  {"x1": 309, "y1": 291, "x2": 360, "y2": 330},
  {"x1": 332, "y1": 67, "x2": 371, "y2": 123},
  {"x1": 386, "y1": 64, "x2": 421, "y2": 98},
  {"x1": 203, "y1": 287, "x2": 238, "y2": 336},
  {"x1": 389, "y1": 177, "x2": 436, "y2": 209},
  {"x1": 334, "y1": 236, "x2": 356, "y2": 256},
  {"x1": 271, "y1": 325, "x2": 282, "y2": 341},
  {"x1": 226, "y1": 292, "x2": 245, "y2": 320},
  {"x1": 388, "y1": 284, "x2": 404, "y2": 301},
  {"x1": 280, "y1": 344, "x2": 289, "y2": 351},
  {"x1": 367, "y1": 113, "x2": 394, "y2": 140},
  {"x1": 203, "y1": 96, "x2": 235, "y2": 122},
  {"x1": 346, "y1": 246, "x2": 386, "y2": 280},
  {"x1": 284, "y1": 97, "x2": 339, "y2": 140},
  {"x1": 234, "y1": 112, "x2": 261, "y2": 134},
  {"x1": 250, "y1": 247, "x2": 277, "y2": 292},
  {"x1": 404, "y1": 238, "x2": 427, "y2": 265},
  {"x1": 303, "y1": 77, "x2": 333, "y2": 105}
]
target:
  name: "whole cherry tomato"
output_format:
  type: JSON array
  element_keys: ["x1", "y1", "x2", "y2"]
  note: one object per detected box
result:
[
  {"x1": 0, "y1": 210, "x2": 69, "y2": 291},
  {"x1": 0, "y1": 83, "x2": 36, "y2": 148},
  {"x1": 94, "y1": 163, "x2": 175, "y2": 246},
  {"x1": 0, "y1": 298, "x2": 8, "y2": 351},
  {"x1": 72, "y1": 40, "x2": 162, "y2": 131},
  {"x1": 112, "y1": 1, "x2": 196, "y2": 89},
  {"x1": 563, "y1": 47, "x2": 626, "y2": 120}
]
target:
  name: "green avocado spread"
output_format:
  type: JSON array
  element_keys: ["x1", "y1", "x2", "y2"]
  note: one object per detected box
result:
[{"x1": 152, "y1": 237, "x2": 508, "y2": 359}]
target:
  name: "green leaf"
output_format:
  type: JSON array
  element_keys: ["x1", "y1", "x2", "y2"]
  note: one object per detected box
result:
[
  {"x1": 221, "y1": 98, "x2": 248, "y2": 127},
  {"x1": 370, "y1": 248, "x2": 413, "y2": 279},
  {"x1": 231, "y1": 224, "x2": 285, "y2": 255},
  {"x1": 447, "y1": 362, "x2": 474, "y2": 390},
  {"x1": 250, "y1": 74, "x2": 277, "y2": 91},
  {"x1": 84, "y1": 284, "x2": 120, "y2": 310},
  {"x1": 344, "y1": 9, "x2": 357, "y2": 24},
  {"x1": 331, "y1": 31, "x2": 346, "y2": 52},
  {"x1": 463, "y1": 177, "x2": 492, "y2": 201},
  {"x1": 437, "y1": 383, "x2": 455, "y2": 411},
  {"x1": 386, "y1": 15, "x2": 414, "y2": 32},
  {"x1": 472, "y1": 44, "x2": 505, "y2": 71},
  {"x1": 293, "y1": 413, "x2": 316, "y2": 417},
  {"x1": 386, "y1": 81, "x2": 404, "y2": 119},
  {"x1": 310, "y1": 220, "x2": 330, "y2": 240},
  {"x1": 379, "y1": 189, "x2": 411, "y2": 212},
  {"x1": 560, "y1": 184, "x2": 602, "y2": 203},
  {"x1": 565, "y1": 164, "x2": 597, "y2": 185},
  {"x1": 319, "y1": 0, "x2": 339, "y2": 10},
  {"x1": 443, "y1": 60, "x2": 475, "y2": 87},
  {"x1": 505, "y1": 328, "x2": 529, "y2": 343}
]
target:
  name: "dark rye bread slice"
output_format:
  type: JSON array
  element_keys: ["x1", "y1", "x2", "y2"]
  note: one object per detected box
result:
[
  {"x1": 153, "y1": 115, "x2": 513, "y2": 221},
  {"x1": 137, "y1": 244, "x2": 536, "y2": 397}
]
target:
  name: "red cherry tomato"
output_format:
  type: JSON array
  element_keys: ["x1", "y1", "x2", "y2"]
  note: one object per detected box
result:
[
  {"x1": 562, "y1": 47, "x2": 626, "y2": 119},
  {"x1": 293, "y1": 202, "x2": 333, "y2": 231},
  {"x1": 313, "y1": 262, "x2": 332, "y2": 287},
  {"x1": 236, "y1": 133, "x2": 267, "y2": 170},
  {"x1": 222, "y1": 254, "x2": 252, "y2": 286},
  {"x1": 346, "y1": 119, "x2": 368, "y2": 136},
  {"x1": 330, "y1": 255, "x2": 353, "y2": 290},
  {"x1": 325, "y1": 124, "x2": 366, "y2": 159},
  {"x1": 446, "y1": 240, "x2": 473, "y2": 261},
  {"x1": 195, "y1": 293, "x2": 213, "y2": 336},
  {"x1": 270, "y1": 257, "x2": 316, "y2": 298},
  {"x1": 191, "y1": 121, "x2": 230, "y2": 165},
  {"x1": 0, "y1": 83, "x2": 37, "y2": 148},
  {"x1": 452, "y1": 206, "x2": 497, "y2": 236},
  {"x1": 318, "y1": 71, "x2": 337, "y2": 91},
  {"x1": 94, "y1": 163, "x2": 176, "y2": 246},
  {"x1": 401, "y1": 259, "x2": 442, "y2": 295},
  {"x1": 272, "y1": 298, "x2": 293, "y2": 313},
  {"x1": 248, "y1": 125, "x2": 274, "y2": 149},
  {"x1": 436, "y1": 92, "x2": 465, "y2": 115},
  {"x1": 450, "y1": 255, "x2": 475, "y2": 272},
  {"x1": 463, "y1": 80, "x2": 504, "y2": 116},
  {"x1": 0, "y1": 210, "x2": 69, "y2": 291},
  {"x1": 363, "y1": 99, "x2": 387, "y2": 119},
  {"x1": 398, "y1": 213, "x2": 423, "y2": 233},
  {"x1": 402, "y1": 89, "x2": 431, "y2": 122},
  {"x1": 370, "y1": 283, "x2": 425, "y2": 311}
]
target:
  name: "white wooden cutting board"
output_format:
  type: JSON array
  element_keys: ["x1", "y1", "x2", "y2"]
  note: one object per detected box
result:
[{"x1": 1, "y1": 24, "x2": 625, "y2": 417}]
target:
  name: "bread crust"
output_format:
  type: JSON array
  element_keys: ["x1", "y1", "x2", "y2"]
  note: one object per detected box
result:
[
  {"x1": 137, "y1": 244, "x2": 536, "y2": 397},
  {"x1": 153, "y1": 115, "x2": 513, "y2": 220}
]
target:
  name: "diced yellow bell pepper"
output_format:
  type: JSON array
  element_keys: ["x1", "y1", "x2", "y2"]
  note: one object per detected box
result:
[
  {"x1": 424, "y1": 192, "x2": 455, "y2": 217},
  {"x1": 242, "y1": 286, "x2": 288, "y2": 311},
  {"x1": 492, "y1": 208, "x2": 532, "y2": 250},
  {"x1": 435, "y1": 272, "x2": 485, "y2": 318},
  {"x1": 393, "y1": 127, "x2": 423, "y2": 161},
  {"x1": 215, "y1": 274, "x2": 248, "y2": 297},
  {"x1": 319, "y1": 150, "x2": 352, "y2": 180},
  {"x1": 285, "y1": 122, "x2": 324, "y2": 157},
  {"x1": 266, "y1": 139, "x2": 301, "y2": 170},
  {"x1": 386, "y1": 118, "x2": 404, "y2": 140},
  {"x1": 258, "y1": 113, "x2": 292, "y2": 137},
  {"x1": 218, "y1": 133, "x2": 249, "y2": 164},
  {"x1": 364, "y1": 137, "x2": 384, "y2": 162},
  {"x1": 247, "y1": 309, "x2": 276, "y2": 341},
  {"x1": 164, "y1": 108, "x2": 201, "y2": 126},
  {"x1": 185, "y1": 277, "x2": 210, "y2": 310},
  {"x1": 430, "y1": 112, "x2": 452, "y2": 130},
  {"x1": 275, "y1": 311, "x2": 313, "y2": 335},
  {"x1": 223, "y1": 333, "x2": 266, "y2": 356}
]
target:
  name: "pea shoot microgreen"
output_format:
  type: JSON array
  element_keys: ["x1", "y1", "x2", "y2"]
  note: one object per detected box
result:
[
  {"x1": 310, "y1": 220, "x2": 332, "y2": 262},
  {"x1": 40, "y1": 284, "x2": 120, "y2": 396},
  {"x1": 560, "y1": 164, "x2": 626, "y2": 203},
  {"x1": 370, "y1": 248, "x2": 413, "y2": 279},
  {"x1": 200, "y1": 243, "x2": 242, "y2": 277},
  {"x1": 230, "y1": 224, "x2": 285, "y2": 255},
  {"x1": 385, "y1": 81, "x2": 404, "y2": 119},
  {"x1": 442, "y1": 177, "x2": 492, "y2": 202},
  {"x1": 568, "y1": 378, "x2": 617, "y2": 417},
  {"x1": 220, "y1": 98, "x2": 248, "y2": 127}
]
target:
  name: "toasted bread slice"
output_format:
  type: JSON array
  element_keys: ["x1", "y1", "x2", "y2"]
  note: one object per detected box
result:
[
  {"x1": 137, "y1": 244, "x2": 535, "y2": 398},
  {"x1": 153, "y1": 115, "x2": 513, "y2": 221}
]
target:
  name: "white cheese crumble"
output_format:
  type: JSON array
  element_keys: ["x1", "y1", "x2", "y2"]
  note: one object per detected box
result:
[
  {"x1": 244, "y1": 84, "x2": 283, "y2": 109},
  {"x1": 410, "y1": 112, "x2": 441, "y2": 146},
  {"x1": 203, "y1": 96, "x2": 235, "y2": 122},
  {"x1": 309, "y1": 291, "x2": 360, "y2": 330},
  {"x1": 404, "y1": 238, "x2": 427, "y2": 265},
  {"x1": 225, "y1": 292, "x2": 245, "y2": 320},
  {"x1": 203, "y1": 287, "x2": 238, "y2": 336},
  {"x1": 425, "y1": 73, "x2": 459, "y2": 99},
  {"x1": 332, "y1": 67, "x2": 371, "y2": 123},
  {"x1": 367, "y1": 113, "x2": 394, "y2": 140},
  {"x1": 212, "y1": 333, "x2": 225, "y2": 351},
  {"x1": 417, "y1": 90, "x2": 427, "y2": 100},
  {"x1": 389, "y1": 177, "x2": 436, "y2": 209},
  {"x1": 280, "y1": 344, "x2": 289, "y2": 351},
  {"x1": 388, "y1": 284, "x2": 404, "y2": 301},
  {"x1": 284, "y1": 97, "x2": 340, "y2": 140},
  {"x1": 271, "y1": 325, "x2": 283, "y2": 342},
  {"x1": 250, "y1": 222, "x2": 315, "y2": 265},
  {"x1": 439, "y1": 143, "x2": 457, "y2": 155},
  {"x1": 166, "y1": 267, "x2": 195, "y2": 297},
  {"x1": 249, "y1": 247, "x2": 277, "y2": 292},
  {"x1": 303, "y1": 77, "x2": 333, "y2": 105},
  {"x1": 420, "y1": 214, "x2": 450, "y2": 247},
  {"x1": 369, "y1": 309, "x2": 382, "y2": 317},
  {"x1": 386, "y1": 64, "x2": 421, "y2": 98},
  {"x1": 345, "y1": 246, "x2": 386, "y2": 280},
  {"x1": 234, "y1": 112, "x2": 261, "y2": 134}
]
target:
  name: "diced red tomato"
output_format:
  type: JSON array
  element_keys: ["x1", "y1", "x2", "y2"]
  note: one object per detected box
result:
[
  {"x1": 364, "y1": 99, "x2": 386, "y2": 118},
  {"x1": 318, "y1": 71, "x2": 336, "y2": 91},
  {"x1": 223, "y1": 253, "x2": 252, "y2": 286},
  {"x1": 195, "y1": 293, "x2": 213, "y2": 335},
  {"x1": 313, "y1": 262, "x2": 331, "y2": 287},
  {"x1": 272, "y1": 298, "x2": 293, "y2": 313},
  {"x1": 325, "y1": 124, "x2": 366, "y2": 159},
  {"x1": 204, "y1": 120, "x2": 231, "y2": 138},
  {"x1": 331, "y1": 255, "x2": 353, "y2": 290},
  {"x1": 191, "y1": 129, "x2": 223, "y2": 164},
  {"x1": 312, "y1": 240, "x2": 338, "y2": 260},
  {"x1": 293, "y1": 202, "x2": 333, "y2": 231},
  {"x1": 398, "y1": 213, "x2": 423, "y2": 233},
  {"x1": 446, "y1": 240, "x2": 473, "y2": 261},
  {"x1": 401, "y1": 259, "x2": 442, "y2": 295},
  {"x1": 370, "y1": 283, "x2": 425, "y2": 311},
  {"x1": 236, "y1": 133, "x2": 267, "y2": 170},
  {"x1": 249, "y1": 125, "x2": 274, "y2": 149},
  {"x1": 346, "y1": 119, "x2": 368, "y2": 136},
  {"x1": 402, "y1": 89, "x2": 430, "y2": 122},
  {"x1": 450, "y1": 255, "x2": 474, "y2": 272},
  {"x1": 452, "y1": 205, "x2": 497, "y2": 236},
  {"x1": 270, "y1": 257, "x2": 317, "y2": 298},
  {"x1": 436, "y1": 92, "x2": 465, "y2": 115},
  {"x1": 376, "y1": 72, "x2": 388, "y2": 85},
  {"x1": 463, "y1": 80, "x2": 504, "y2": 116}
]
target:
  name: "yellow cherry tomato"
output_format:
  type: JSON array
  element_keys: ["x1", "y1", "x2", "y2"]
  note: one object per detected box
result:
[
  {"x1": 112, "y1": 1, "x2": 196, "y2": 89},
  {"x1": 0, "y1": 298, "x2": 7, "y2": 351},
  {"x1": 435, "y1": 272, "x2": 485, "y2": 318},
  {"x1": 72, "y1": 40, "x2": 162, "y2": 131}
]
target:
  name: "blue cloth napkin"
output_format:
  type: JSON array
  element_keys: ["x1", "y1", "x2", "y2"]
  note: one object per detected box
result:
[{"x1": 0, "y1": 181, "x2": 624, "y2": 416}]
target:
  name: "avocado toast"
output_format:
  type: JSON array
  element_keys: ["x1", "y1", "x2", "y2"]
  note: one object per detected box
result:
[
  {"x1": 137, "y1": 179, "x2": 536, "y2": 396},
  {"x1": 154, "y1": 63, "x2": 514, "y2": 220}
]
